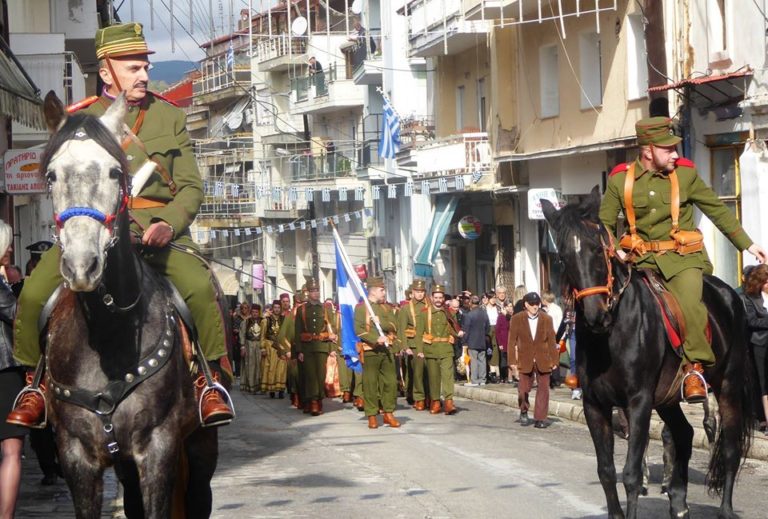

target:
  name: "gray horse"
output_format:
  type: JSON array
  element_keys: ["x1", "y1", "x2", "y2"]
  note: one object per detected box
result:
[{"x1": 39, "y1": 91, "x2": 218, "y2": 518}]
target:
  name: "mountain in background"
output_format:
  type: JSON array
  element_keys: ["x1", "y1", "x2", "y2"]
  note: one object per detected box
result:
[{"x1": 151, "y1": 60, "x2": 197, "y2": 85}]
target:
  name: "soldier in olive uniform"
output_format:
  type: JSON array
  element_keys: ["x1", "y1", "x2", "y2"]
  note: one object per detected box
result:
[
  {"x1": 295, "y1": 279, "x2": 337, "y2": 415},
  {"x1": 424, "y1": 285, "x2": 463, "y2": 415},
  {"x1": 398, "y1": 279, "x2": 431, "y2": 410},
  {"x1": 7, "y1": 22, "x2": 234, "y2": 428},
  {"x1": 354, "y1": 277, "x2": 401, "y2": 429},
  {"x1": 600, "y1": 116, "x2": 767, "y2": 402},
  {"x1": 277, "y1": 291, "x2": 306, "y2": 409}
]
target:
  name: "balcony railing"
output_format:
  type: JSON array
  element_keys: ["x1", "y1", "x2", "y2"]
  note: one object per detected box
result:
[
  {"x1": 405, "y1": 0, "x2": 491, "y2": 56},
  {"x1": 255, "y1": 35, "x2": 307, "y2": 63},
  {"x1": 291, "y1": 63, "x2": 337, "y2": 101},
  {"x1": 193, "y1": 67, "x2": 251, "y2": 97},
  {"x1": 414, "y1": 132, "x2": 492, "y2": 177}
]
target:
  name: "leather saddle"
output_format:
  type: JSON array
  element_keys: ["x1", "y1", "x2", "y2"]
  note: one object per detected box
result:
[{"x1": 638, "y1": 269, "x2": 687, "y2": 356}]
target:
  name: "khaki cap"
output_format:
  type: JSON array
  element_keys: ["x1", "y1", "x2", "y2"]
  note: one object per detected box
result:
[
  {"x1": 96, "y1": 22, "x2": 155, "y2": 59},
  {"x1": 367, "y1": 277, "x2": 385, "y2": 289},
  {"x1": 305, "y1": 278, "x2": 320, "y2": 290},
  {"x1": 635, "y1": 117, "x2": 681, "y2": 146},
  {"x1": 410, "y1": 279, "x2": 427, "y2": 291},
  {"x1": 432, "y1": 284, "x2": 446, "y2": 295}
]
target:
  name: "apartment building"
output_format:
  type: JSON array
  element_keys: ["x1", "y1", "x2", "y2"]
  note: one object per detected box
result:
[{"x1": 4, "y1": 0, "x2": 97, "y2": 270}]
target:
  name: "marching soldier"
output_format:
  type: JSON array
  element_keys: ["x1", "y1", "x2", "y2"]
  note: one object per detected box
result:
[
  {"x1": 600, "y1": 117, "x2": 767, "y2": 402},
  {"x1": 354, "y1": 277, "x2": 401, "y2": 429},
  {"x1": 7, "y1": 22, "x2": 234, "y2": 428},
  {"x1": 398, "y1": 279, "x2": 430, "y2": 410},
  {"x1": 424, "y1": 285, "x2": 463, "y2": 415},
  {"x1": 295, "y1": 279, "x2": 337, "y2": 415}
]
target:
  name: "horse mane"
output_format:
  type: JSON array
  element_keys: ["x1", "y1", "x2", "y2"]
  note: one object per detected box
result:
[
  {"x1": 550, "y1": 200, "x2": 604, "y2": 247},
  {"x1": 40, "y1": 113, "x2": 130, "y2": 177}
]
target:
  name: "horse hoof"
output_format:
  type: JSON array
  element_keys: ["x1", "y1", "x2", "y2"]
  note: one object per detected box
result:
[{"x1": 640, "y1": 486, "x2": 648, "y2": 496}]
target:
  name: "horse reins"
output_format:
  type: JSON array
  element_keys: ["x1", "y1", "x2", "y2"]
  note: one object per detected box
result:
[{"x1": 572, "y1": 222, "x2": 632, "y2": 310}]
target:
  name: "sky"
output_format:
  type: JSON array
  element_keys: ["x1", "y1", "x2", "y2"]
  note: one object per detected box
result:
[{"x1": 117, "y1": 0, "x2": 248, "y2": 62}]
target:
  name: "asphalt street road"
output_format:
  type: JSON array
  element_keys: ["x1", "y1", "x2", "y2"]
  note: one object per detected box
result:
[{"x1": 211, "y1": 390, "x2": 768, "y2": 519}]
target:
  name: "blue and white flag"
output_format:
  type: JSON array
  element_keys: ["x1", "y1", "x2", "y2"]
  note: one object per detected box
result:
[
  {"x1": 334, "y1": 230, "x2": 366, "y2": 373},
  {"x1": 379, "y1": 97, "x2": 400, "y2": 159},
  {"x1": 226, "y1": 41, "x2": 235, "y2": 70}
]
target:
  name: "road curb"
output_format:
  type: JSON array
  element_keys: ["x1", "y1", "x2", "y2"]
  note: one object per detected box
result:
[{"x1": 455, "y1": 385, "x2": 768, "y2": 462}]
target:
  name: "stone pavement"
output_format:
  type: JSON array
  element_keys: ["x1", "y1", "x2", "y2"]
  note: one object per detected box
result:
[
  {"x1": 14, "y1": 441, "x2": 122, "y2": 518},
  {"x1": 454, "y1": 381, "x2": 768, "y2": 461}
]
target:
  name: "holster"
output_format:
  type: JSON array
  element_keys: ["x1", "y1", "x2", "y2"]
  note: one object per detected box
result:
[
  {"x1": 405, "y1": 327, "x2": 416, "y2": 339},
  {"x1": 670, "y1": 229, "x2": 704, "y2": 255},
  {"x1": 619, "y1": 233, "x2": 647, "y2": 255},
  {"x1": 422, "y1": 333, "x2": 433, "y2": 344}
]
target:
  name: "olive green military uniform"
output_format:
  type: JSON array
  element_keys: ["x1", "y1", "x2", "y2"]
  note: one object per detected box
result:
[
  {"x1": 354, "y1": 300, "x2": 398, "y2": 417},
  {"x1": 13, "y1": 92, "x2": 229, "y2": 368},
  {"x1": 424, "y1": 305, "x2": 460, "y2": 400},
  {"x1": 276, "y1": 307, "x2": 303, "y2": 402},
  {"x1": 398, "y1": 297, "x2": 430, "y2": 402},
  {"x1": 295, "y1": 301, "x2": 334, "y2": 402},
  {"x1": 600, "y1": 119, "x2": 753, "y2": 367}
]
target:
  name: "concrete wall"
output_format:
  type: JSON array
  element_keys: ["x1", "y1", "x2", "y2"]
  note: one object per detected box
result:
[
  {"x1": 434, "y1": 43, "x2": 491, "y2": 136},
  {"x1": 516, "y1": 0, "x2": 644, "y2": 153},
  {"x1": 7, "y1": 0, "x2": 50, "y2": 32}
]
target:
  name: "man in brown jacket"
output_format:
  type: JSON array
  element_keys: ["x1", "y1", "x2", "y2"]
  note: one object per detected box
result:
[{"x1": 507, "y1": 292, "x2": 559, "y2": 428}]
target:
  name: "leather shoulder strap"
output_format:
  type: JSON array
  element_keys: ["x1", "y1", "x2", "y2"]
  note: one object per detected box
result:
[
  {"x1": 623, "y1": 163, "x2": 637, "y2": 236},
  {"x1": 669, "y1": 170, "x2": 680, "y2": 232}
]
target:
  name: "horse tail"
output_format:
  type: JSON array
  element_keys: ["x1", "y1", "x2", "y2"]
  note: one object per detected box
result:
[{"x1": 705, "y1": 281, "x2": 754, "y2": 496}]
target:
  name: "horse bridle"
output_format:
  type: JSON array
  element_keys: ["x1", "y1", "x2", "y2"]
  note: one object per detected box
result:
[{"x1": 571, "y1": 222, "x2": 631, "y2": 311}]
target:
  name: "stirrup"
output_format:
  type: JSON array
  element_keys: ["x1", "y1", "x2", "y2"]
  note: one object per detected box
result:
[
  {"x1": 680, "y1": 369, "x2": 707, "y2": 404},
  {"x1": 198, "y1": 381, "x2": 236, "y2": 428},
  {"x1": 11, "y1": 387, "x2": 48, "y2": 429}
]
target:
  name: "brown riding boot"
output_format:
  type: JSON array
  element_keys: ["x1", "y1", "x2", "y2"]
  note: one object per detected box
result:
[
  {"x1": 367, "y1": 415, "x2": 379, "y2": 429},
  {"x1": 412, "y1": 400, "x2": 425, "y2": 411},
  {"x1": 354, "y1": 396, "x2": 365, "y2": 411},
  {"x1": 302, "y1": 401, "x2": 311, "y2": 414},
  {"x1": 429, "y1": 400, "x2": 442, "y2": 414},
  {"x1": 383, "y1": 412, "x2": 401, "y2": 428},
  {"x1": 194, "y1": 373, "x2": 234, "y2": 427},
  {"x1": 682, "y1": 363, "x2": 707, "y2": 403},
  {"x1": 341, "y1": 391, "x2": 352, "y2": 403},
  {"x1": 290, "y1": 393, "x2": 300, "y2": 408},
  {"x1": 6, "y1": 372, "x2": 47, "y2": 428},
  {"x1": 444, "y1": 399, "x2": 457, "y2": 415}
]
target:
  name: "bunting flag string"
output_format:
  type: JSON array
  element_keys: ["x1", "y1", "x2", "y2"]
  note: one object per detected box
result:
[
  {"x1": 194, "y1": 208, "x2": 374, "y2": 244},
  {"x1": 202, "y1": 171, "x2": 479, "y2": 207}
]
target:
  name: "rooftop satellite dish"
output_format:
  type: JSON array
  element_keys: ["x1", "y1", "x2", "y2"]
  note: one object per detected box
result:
[
  {"x1": 227, "y1": 110, "x2": 243, "y2": 131},
  {"x1": 350, "y1": 0, "x2": 363, "y2": 14},
  {"x1": 291, "y1": 16, "x2": 308, "y2": 36}
]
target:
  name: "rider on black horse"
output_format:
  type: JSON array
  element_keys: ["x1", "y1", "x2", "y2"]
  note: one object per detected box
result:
[
  {"x1": 600, "y1": 116, "x2": 767, "y2": 403},
  {"x1": 6, "y1": 22, "x2": 234, "y2": 428}
]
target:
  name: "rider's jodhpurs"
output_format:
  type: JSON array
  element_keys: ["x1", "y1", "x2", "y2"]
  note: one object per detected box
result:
[
  {"x1": 12, "y1": 244, "x2": 228, "y2": 368},
  {"x1": 658, "y1": 266, "x2": 715, "y2": 367}
]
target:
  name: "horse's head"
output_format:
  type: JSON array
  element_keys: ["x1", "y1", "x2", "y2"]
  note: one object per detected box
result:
[
  {"x1": 542, "y1": 186, "x2": 615, "y2": 332},
  {"x1": 40, "y1": 91, "x2": 129, "y2": 292}
]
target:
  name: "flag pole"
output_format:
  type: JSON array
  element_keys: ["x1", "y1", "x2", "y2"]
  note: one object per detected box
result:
[{"x1": 330, "y1": 221, "x2": 389, "y2": 345}]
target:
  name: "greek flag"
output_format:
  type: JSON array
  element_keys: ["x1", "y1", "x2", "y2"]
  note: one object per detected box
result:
[
  {"x1": 379, "y1": 98, "x2": 400, "y2": 159},
  {"x1": 333, "y1": 228, "x2": 366, "y2": 373},
  {"x1": 226, "y1": 41, "x2": 235, "y2": 70}
]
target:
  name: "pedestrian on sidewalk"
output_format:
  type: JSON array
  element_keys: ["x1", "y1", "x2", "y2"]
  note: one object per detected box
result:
[
  {"x1": 742, "y1": 264, "x2": 768, "y2": 432},
  {"x1": 0, "y1": 220, "x2": 26, "y2": 518},
  {"x1": 507, "y1": 292, "x2": 559, "y2": 428},
  {"x1": 495, "y1": 300, "x2": 514, "y2": 383},
  {"x1": 462, "y1": 295, "x2": 490, "y2": 386},
  {"x1": 240, "y1": 304, "x2": 262, "y2": 394}
]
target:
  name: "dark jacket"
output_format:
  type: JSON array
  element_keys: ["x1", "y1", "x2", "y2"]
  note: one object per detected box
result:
[
  {"x1": 462, "y1": 306, "x2": 490, "y2": 351},
  {"x1": 743, "y1": 293, "x2": 768, "y2": 348},
  {"x1": 0, "y1": 280, "x2": 18, "y2": 371},
  {"x1": 495, "y1": 312, "x2": 511, "y2": 352}
]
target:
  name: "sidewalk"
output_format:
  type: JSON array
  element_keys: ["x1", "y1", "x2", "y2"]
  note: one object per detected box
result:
[{"x1": 454, "y1": 381, "x2": 768, "y2": 461}]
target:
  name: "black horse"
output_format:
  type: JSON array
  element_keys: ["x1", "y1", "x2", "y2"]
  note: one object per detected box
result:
[
  {"x1": 39, "y1": 92, "x2": 219, "y2": 518},
  {"x1": 542, "y1": 187, "x2": 752, "y2": 519}
]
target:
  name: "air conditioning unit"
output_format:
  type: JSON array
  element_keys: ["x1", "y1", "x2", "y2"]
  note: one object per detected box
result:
[{"x1": 380, "y1": 248, "x2": 394, "y2": 271}]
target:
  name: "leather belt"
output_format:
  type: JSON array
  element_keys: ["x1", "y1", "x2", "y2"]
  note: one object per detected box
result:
[
  {"x1": 643, "y1": 240, "x2": 677, "y2": 252},
  {"x1": 129, "y1": 197, "x2": 168, "y2": 209},
  {"x1": 432, "y1": 337, "x2": 451, "y2": 342}
]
